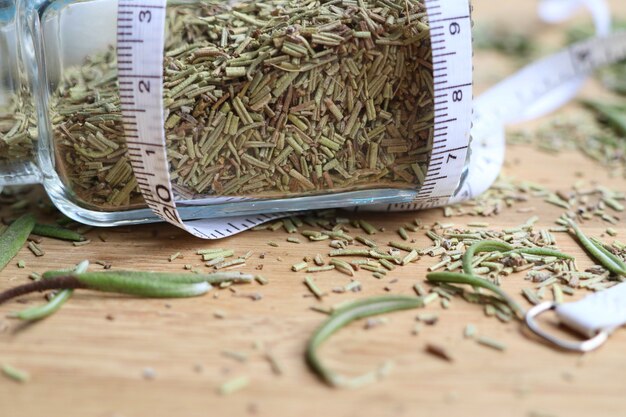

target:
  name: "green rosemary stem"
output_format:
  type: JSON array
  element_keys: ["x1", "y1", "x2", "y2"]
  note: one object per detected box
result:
[
  {"x1": 0, "y1": 214, "x2": 36, "y2": 272},
  {"x1": 503, "y1": 247, "x2": 574, "y2": 260},
  {"x1": 426, "y1": 272, "x2": 526, "y2": 319},
  {"x1": 567, "y1": 219, "x2": 626, "y2": 276},
  {"x1": 462, "y1": 241, "x2": 513, "y2": 275},
  {"x1": 73, "y1": 273, "x2": 211, "y2": 298},
  {"x1": 590, "y1": 238, "x2": 626, "y2": 273},
  {"x1": 306, "y1": 295, "x2": 424, "y2": 388},
  {"x1": 13, "y1": 260, "x2": 89, "y2": 321},
  {"x1": 31, "y1": 223, "x2": 86, "y2": 242}
]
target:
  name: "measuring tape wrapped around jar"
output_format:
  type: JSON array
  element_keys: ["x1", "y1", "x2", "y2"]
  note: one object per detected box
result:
[{"x1": 2, "y1": 0, "x2": 624, "y2": 238}]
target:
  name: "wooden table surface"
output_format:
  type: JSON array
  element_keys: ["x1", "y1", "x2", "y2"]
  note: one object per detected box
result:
[{"x1": 1, "y1": 2, "x2": 625, "y2": 416}]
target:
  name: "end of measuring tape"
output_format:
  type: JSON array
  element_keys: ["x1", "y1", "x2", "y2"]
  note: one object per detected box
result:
[{"x1": 525, "y1": 282, "x2": 626, "y2": 352}]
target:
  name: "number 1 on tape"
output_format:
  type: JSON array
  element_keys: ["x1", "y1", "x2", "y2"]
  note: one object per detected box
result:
[{"x1": 117, "y1": 0, "x2": 206, "y2": 237}]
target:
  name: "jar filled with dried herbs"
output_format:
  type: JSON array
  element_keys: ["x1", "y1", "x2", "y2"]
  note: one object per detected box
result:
[{"x1": 0, "y1": 0, "x2": 448, "y2": 225}]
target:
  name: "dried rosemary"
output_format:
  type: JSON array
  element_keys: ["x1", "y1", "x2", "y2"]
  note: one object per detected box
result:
[
  {"x1": 0, "y1": 92, "x2": 37, "y2": 162},
  {"x1": 50, "y1": 0, "x2": 433, "y2": 209}
]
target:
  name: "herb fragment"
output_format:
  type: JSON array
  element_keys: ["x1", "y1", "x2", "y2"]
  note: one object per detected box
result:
[
  {"x1": 476, "y1": 336, "x2": 507, "y2": 351},
  {"x1": 31, "y1": 223, "x2": 85, "y2": 242},
  {"x1": 218, "y1": 376, "x2": 250, "y2": 395},
  {"x1": 304, "y1": 276, "x2": 325, "y2": 299},
  {"x1": 463, "y1": 324, "x2": 476, "y2": 339},
  {"x1": 2, "y1": 364, "x2": 30, "y2": 383},
  {"x1": 425, "y1": 343, "x2": 453, "y2": 362}
]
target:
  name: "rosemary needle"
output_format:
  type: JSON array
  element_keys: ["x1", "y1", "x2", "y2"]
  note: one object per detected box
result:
[
  {"x1": 306, "y1": 295, "x2": 424, "y2": 388},
  {"x1": 426, "y1": 272, "x2": 525, "y2": 319},
  {"x1": 503, "y1": 247, "x2": 574, "y2": 260},
  {"x1": 69, "y1": 274, "x2": 213, "y2": 298},
  {"x1": 12, "y1": 260, "x2": 90, "y2": 321},
  {"x1": 0, "y1": 214, "x2": 35, "y2": 272},
  {"x1": 218, "y1": 375, "x2": 250, "y2": 395},
  {"x1": 567, "y1": 220, "x2": 626, "y2": 276},
  {"x1": 590, "y1": 238, "x2": 626, "y2": 274},
  {"x1": 2, "y1": 364, "x2": 30, "y2": 383},
  {"x1": 31, "y1": 223, "x2": 86, "y2": 242}
]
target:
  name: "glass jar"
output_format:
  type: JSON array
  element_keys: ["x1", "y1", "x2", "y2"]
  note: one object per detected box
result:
[{"x1": 0, "y1": 0, "x2": 473, "y2": 226}]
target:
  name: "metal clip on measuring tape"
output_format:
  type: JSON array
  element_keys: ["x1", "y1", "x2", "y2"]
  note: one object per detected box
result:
[{"x1": 525, "y1": 282, "x2": 626, "y2": 352}]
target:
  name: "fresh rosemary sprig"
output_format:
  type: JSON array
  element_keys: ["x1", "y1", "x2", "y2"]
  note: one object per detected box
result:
[{"x1": 0, "y1": 270, "x2": 254, "y2": 305}]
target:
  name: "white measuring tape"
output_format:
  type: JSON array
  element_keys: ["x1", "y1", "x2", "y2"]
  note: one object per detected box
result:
[{"x1": 117, "y1": 0, "x2": 626, "y2": 240}]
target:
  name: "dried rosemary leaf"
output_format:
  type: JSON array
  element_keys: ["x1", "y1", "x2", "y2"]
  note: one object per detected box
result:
[
  {"x1": 218, "y1": 376, "x2": 250, "y2": 395},
  {"x1": 31, "y1": 223, "x2": 86, "y2": 242},
  {"x1": 476, "y1": 336, "x2": 507, "y2": 351},
  {"x1": 425, "y1": 343, "x2": 453, "y2": 362},
  {"x1": 2, "y1": 364, "x2": 30, "y2": 383}
]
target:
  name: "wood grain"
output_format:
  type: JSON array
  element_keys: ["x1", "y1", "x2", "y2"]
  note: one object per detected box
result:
[{"x1": 1, "y1": 2, "x2": 625, "y2": 416}]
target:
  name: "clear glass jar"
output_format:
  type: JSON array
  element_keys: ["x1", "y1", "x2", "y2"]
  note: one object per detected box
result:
[{"x1": 0, "y1": 0, "x2": 468, "y2": 226}]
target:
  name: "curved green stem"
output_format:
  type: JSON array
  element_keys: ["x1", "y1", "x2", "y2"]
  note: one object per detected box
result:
[
  {"x1": 426, "y1": 271, "x2": 525, "y2": 319},
  {"x1": 13, "y1": 290, "x2": 74, "y2": 321},
  {"x1": 462, "y1": 241, "x2": 513, "y2": 275},
  {"x1": 306, "y1": 295, "x2": 424, "y2": 388},
  {"x1": 504, "y1": 247, "x2": 574, "y2": 260}
]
